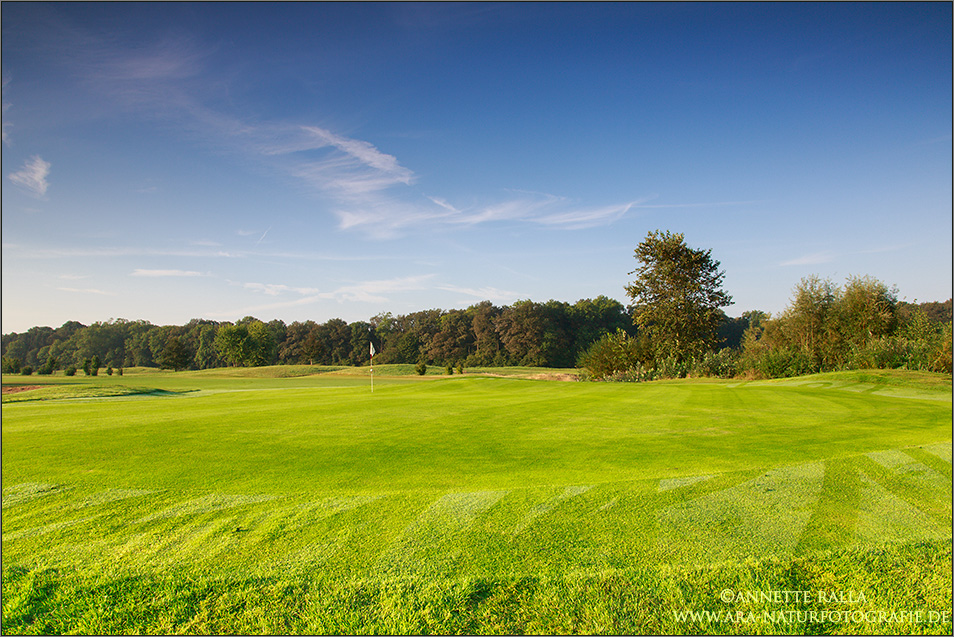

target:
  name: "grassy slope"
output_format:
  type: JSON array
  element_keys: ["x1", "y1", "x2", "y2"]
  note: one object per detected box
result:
[{"x1": 2, "y1": 369, "x2": 951, "y2": 634}]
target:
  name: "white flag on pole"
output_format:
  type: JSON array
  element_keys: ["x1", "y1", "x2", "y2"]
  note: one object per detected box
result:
[{"x1": 370, "y1": 341, "x2": 376, "y2": 357}]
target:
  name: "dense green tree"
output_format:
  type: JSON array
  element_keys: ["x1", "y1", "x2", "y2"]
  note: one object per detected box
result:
[
  {"x1": 37, "y1": 354, "x2": 56, "y2": 375},
  {"x1": 495, "y1": 300, "x2": 547, "y2": 366},
  {"x1": 2, "y1": 356, "x2": 21, "y2": 374},
  {"x1": 569, "y1": 297, "x2": 631, "y2": 355},
  {"x1": 349, "y1": 321, "x2": 373, "y2": 366},
  {"x1": 625, "y1": 230, "x2": 733, "y2": 364},
  {"x1": 716, "y1": 311, "x2": 749, "y2": 351},
  {"x1": 278, "y1": 321, "x2": 311, "y2": 364},
  {"x1": 302, "y1": 324, "x2": 326, "y2": 364},
  {"x1": 836, "y1": 276, "x2": 898, "y2": 346},
  {"x1": 159, "y1": 336, "x2": 190, "y2": 371},
  {"x1": 214, "y1": 324, "x2": 251, "y2": 367},
  {"x1": 246, "y1": 321, "x2": 277, "y2": 367},
  {"x1": 779, "y1": 275, "x2": 839, "y2": 368},
  {"x1": 317, "y1": 318, "x2": 352, "y2": 364},
  {"x1": 428, "y1": 310, "x2": 474, "y2": 364},
  {"x1": 194, "y1": 324, "x2": 220, "y2": 369},
  {"x1": 467, "y1": 302, "x2": 502, "y2": 366}
]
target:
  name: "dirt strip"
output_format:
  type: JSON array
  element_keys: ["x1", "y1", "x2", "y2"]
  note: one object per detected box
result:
[{"x1": 1, "y1": 385, "x2": 42, "y2": 395}]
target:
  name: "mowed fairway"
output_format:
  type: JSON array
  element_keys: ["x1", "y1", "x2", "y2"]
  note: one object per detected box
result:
[{"x1": 2, "y1": 369, "x2": 952, "y2": 634}]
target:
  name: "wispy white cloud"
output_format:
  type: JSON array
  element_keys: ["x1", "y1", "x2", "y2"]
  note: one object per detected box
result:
[
  {"x1": 301, "y1": 126, "x2": 413, "y2": 181},
  {"x1": 436, "y1": 284, "x2": 520, "y2": 304},
  {"x1": 211, "y1": 274, "x2": 436, "y2": 318},
  {"x1": 427, "y1": 196, "x2": 460, "y2": 213},
  {"x1": 6, "y1": 242, "x2": 393, "y2": 263},
  {"x1": 131, "y1": 269, "x2": 207, "y2": 277},
  {"x1": 533, "y1": 202, "x2": 636, "y2": 229},
  {"x1": 244, "y1": 282, "x2": 321, "y2": 296},
  {"x1": 329, "y1": 275, "x2": 435, "y2": 303},
  {"x1": 329, "y1": 190, "x2": 640, "y2": 238},
  {"x1": 778, "y1": 242, "x2": 912, "y2": 268},
  {"x1": 60, "y1": 24, "x2": 640, "y2": 239},
  {"x1": 8, "y1": 155, "x2": 51, "y2": 197},
  {"x1": 56, "y1": 286, "x2": 115, "y2": 296},
  {"x1": 97, "y1": 35, "x2": 205, "y2": 83},
  {"x1": 633, "y1": 199, "x2": 765, "y2": 209}
]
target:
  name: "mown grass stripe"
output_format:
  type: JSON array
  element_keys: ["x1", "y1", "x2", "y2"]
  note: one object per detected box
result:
[
  {"x1": 376, "y1": 490, "x2": 509, "y2": 577},
  {"x1": 2, "y1": 515, "x2": 99, "y2": 543},
  {"x1": 512, "y1": 485, "x2": 592, "y2": 535},
  {"x1": 73, "y1": 489, "x2": 156, "y2": 509},
  {"x1": 794, "y1": 457, "x2": 861, "y2": 555},
  {"x1": 856, "y1": 455, "x2": 952, "y2": 528},
  {"x1": 921, "y1": 441, "x2": 952, "y2": 463},
  {"x1": 657, "y1": 475, "x2": 713, "y2": 492},
  {"x1": 852, "y1": 472, "x2": 949, "y2": 546},
  {"x1": 656, "y1": 462, "x2": 824, "y2": 565},
  {"x1": 904, "y1": 446, "x2": 954, "y2": 481},
  {"x1": 1, "y1": 483, "x2": 62, "y2": 508},
  {"x1": 135, "y1": 494, "x2": 279, "y2": 524}
]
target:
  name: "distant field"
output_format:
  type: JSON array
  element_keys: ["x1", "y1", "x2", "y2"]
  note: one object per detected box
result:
[{"x1": 2, "y1": 368, "x2": 951, "y2": 634}]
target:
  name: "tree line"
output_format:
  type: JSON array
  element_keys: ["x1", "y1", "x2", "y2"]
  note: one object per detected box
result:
[
  {"x1": 2, "y1": 297, "x2": 648, "y2": 374},
  {"x1": 3, "y1": 230, "x2": 951, "y2": 379},
  {"x1": 3, "y1": 292, "x2": 947, "y2": 378}
]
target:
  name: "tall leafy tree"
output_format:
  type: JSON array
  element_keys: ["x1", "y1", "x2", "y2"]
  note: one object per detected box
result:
[
  {"x1": 836, "y1": 275, "x2": 898, "y2": 347},
  {"x1": 194, "y1": 324, "x2": 220, "y2": 369},
  {"x1": 495, "y1": 300, "x2": 547, "y2": 366},
  {"x1": 246, "y1": 321, "x2": 276, "y2": 367},
  {"x1": 779, "y1": 275, "x2": 839, "y2": 367},
  {"x1": 159, "y1": 336, "x2": 190, "y2": 372},
  {"x1": 467, "y1": 301, "x2": 502, "y2": 365},
  {"x1": 625, "y1": 230, "x2": 733, "y2": 363},
  {"x1": 214, "y1": 324, "x2": 250, "y2": 367}
]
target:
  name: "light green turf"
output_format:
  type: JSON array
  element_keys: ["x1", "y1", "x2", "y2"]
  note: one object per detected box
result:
[{"x1": 2, "y1": 369, "x2": 951, "y2": 634}]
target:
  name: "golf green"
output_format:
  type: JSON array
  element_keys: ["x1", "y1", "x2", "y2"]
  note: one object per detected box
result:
[{"x1": 2, "y1": 369, "x2": 951, "y2": 634}]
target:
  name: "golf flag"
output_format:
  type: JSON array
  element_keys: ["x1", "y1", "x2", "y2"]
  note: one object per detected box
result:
[{"x1": 369, "y1": 340, "x2": 375, "y2": 393}]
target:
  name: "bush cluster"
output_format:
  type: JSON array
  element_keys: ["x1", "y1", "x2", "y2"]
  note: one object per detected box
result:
[{"x1": 579, "y1": 277, "x2": 951, "y2": 382}]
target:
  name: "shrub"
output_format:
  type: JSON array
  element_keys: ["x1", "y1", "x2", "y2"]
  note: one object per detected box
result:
[
  {"x1": 1, "y1": 356, "x2": 21, "y2": 374},
  {"x1": 446, "y1": 364, "x2": 454, "y2": 375},
  {"x1": 20, "y1": 366, "x2": 33, "y2": 376},
  {"x1": 415, "y1": 360, "x2": 428, "y2": 376},
  {"x1": 654, "y1": 355, "x2": 692, "y2": 379},
  {"x1": 691, "y1": 349, "x2": 740, "y2": 378},
  {"x1": 117, "y1": 367, "x2": 124, "y2": 376},
  {"x1": 931, "y1": 323, "x2": 952, "y2": 374},
  {"x1": 848, "y1": 337, "x2": 914, "y2": 370},
  {"x1": 578, "y1": 330, "x2": 643, "y2": 380},
  {"x1": 65, "y1": 367, "x2": 77, "y2": 377},
  {"x1": 739, "y1": 347, "x2": 816, "y2": 379}
]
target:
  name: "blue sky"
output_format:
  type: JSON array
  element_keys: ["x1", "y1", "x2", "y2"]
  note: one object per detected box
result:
[{"x1": 2, "y1": 2, "x2": 951, "y2": 333}]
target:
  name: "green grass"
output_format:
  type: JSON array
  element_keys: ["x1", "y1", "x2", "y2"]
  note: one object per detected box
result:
[{"x1": 2, "y1": 369, "x2": 951, "y2": 634}]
